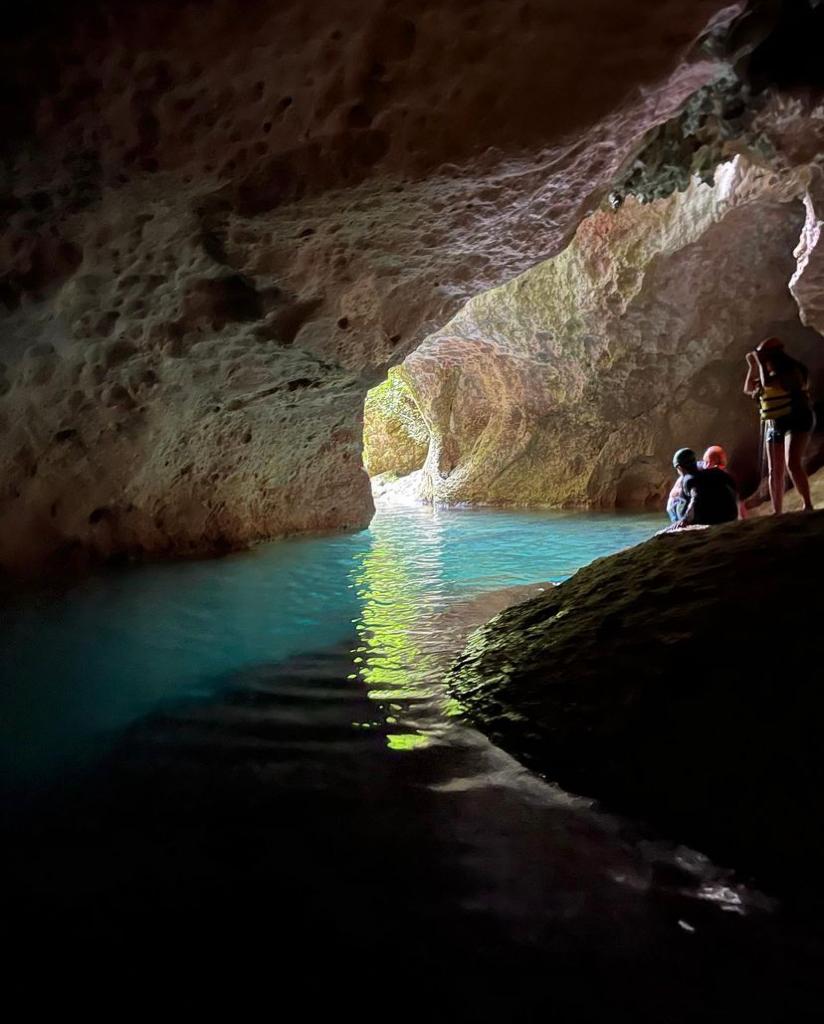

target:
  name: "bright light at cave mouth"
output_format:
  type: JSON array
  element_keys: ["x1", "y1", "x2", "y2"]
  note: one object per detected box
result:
[{"x1": 362, "y1": 368, "x2": 430, "y2": 495}]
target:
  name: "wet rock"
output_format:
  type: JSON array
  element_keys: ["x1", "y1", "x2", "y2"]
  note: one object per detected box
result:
[{"x1": 448, "y1": 510, "x2": 824, "y2": 895}]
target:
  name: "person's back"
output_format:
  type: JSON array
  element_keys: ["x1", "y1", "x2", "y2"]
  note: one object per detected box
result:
[
  {"x1": 681, "y1": 466, "x2": 739, "y2": 525},
  {"x1": 775, "y1": 355, "x2": 809, "y2": 403}
]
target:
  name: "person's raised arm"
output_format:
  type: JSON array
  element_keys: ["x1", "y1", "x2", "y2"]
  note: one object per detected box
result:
[{"x1": 744, "y1": 351, "x2": 761, "y2": 397}]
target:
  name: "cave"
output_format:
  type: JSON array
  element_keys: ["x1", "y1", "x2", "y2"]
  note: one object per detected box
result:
[
  {"x1": 362, "y1": 158, "x2": 824, "y2": 511},
  {"x1": 3, "y1": 1, "x2": 824, "y2": 1018}
]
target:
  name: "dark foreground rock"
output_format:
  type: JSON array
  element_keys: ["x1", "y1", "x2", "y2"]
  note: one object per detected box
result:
[{"x1": 448, "y1": 511, "x2": 824, "y2": 896}]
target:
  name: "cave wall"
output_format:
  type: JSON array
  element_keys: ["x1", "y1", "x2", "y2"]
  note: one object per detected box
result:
[
  {"x1": 0, "y1": 0, "x2": 744, "y2": 571},
  {"x1": 362, "y1": 368, "x2": 427, "y2": 478},
  {"x1": 398, "y1": 158, "x2": 824, "y2": 509},
  {"x1": 791, "y1": 166, "x2": 824, "y2": 336}
]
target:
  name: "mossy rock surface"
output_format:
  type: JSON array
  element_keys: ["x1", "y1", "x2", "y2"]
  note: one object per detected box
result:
[
  {"x1": 363, "y1": 370, "x2": 429, "y2": 478},
  {"x1": 448, "y1": 511, "x2": 824, "y2": 896}
]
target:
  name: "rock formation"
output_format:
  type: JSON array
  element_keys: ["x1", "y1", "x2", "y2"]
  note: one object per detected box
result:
[
  {"x1": 362, "y1": 367, "x2": 427, "y2": 478},
  {"x1": 0, "y1": 0, "x2": 749, "y2": 571},
  {"x1": 791, "y1": 168, "x2": 824, "y2": 335},
  {"x1": 364, "y1": 9, "x2": 824, "y2": 513},
  {"x1": 447, "y1": 509, "x2": 824, "y2": 895},
  {"x1": 378, "y1": 157, "x2": 824, "y2": 508}
]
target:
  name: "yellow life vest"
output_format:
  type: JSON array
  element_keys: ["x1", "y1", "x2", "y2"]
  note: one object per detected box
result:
[{"x1": 759, "y1": 384, "x2": 793, "y2": 422}]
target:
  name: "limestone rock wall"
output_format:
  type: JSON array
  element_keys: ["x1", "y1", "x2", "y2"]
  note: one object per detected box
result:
[
  {"x1": 0, "y1": 0, "x2": 742, "y2": 571},
  {"x1": 400, "y1": 158, "x2": 824, "y2": 509},
  {"x1": 362, "y1": 368, "x2": 427, "y2": 478},
  {"x1": 791, "y1": 169, "x2": 824, "y2": 336}
]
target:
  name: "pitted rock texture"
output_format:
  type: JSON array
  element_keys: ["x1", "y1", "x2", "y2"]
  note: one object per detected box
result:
[
  {"x1": 397, "y1": 158, "x2": 824, "y2": 509},
  {"x1": 0, "y1": 0, "x2": 743, "y2": 571},
  {"x1": 447, "y1": 510, "x2": 824, "y2": 893}
]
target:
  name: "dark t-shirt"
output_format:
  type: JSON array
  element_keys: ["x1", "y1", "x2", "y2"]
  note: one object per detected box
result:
[
  {"x1": 771, "y1": 357, "x2": 812, "y2": 417},
  {"x1": 681, "y1": 468, "x2": 739, "y2": 525},
  {"x1": 774, "y1": 357, "x2": 809, "y2": 397}
]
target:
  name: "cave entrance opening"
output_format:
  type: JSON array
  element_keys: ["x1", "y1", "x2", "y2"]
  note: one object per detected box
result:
[
  {"x1": 362, "y1": 367, "x2": 430, "y2": 503},
  {"x1": 359, "y1": 154, "x2": 824, "y2": 518}
]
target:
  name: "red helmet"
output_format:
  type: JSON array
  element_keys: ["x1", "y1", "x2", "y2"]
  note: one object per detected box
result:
[
  {"x1": 757, "y1": 336, "x2": 784, "y2": 352},
  {"x1": 702, "y1": 445, "x2": 727, "y2": 469}
]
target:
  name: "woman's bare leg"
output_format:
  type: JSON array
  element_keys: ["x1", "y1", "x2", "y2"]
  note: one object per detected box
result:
[
  {"x1": 767, "y1": 440, "x2": 786, "y2": 514},
  {"x1": 786, "y1": 431, "x2": 814, "y2": 510}
]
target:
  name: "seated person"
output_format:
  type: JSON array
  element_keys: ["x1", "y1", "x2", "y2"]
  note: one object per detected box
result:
[
  {"x1": 672, "y1": 447, "x2": 739, "y2": 526},
  {"x1": 701, "y1": 444, "x2": 748, "y2": 519},
  {"x1": 701, "y1": 445, "x2": 725, "y2": 470},
  {"x1": 666, "y1": 445, "x2": 720, "y2": 521}
]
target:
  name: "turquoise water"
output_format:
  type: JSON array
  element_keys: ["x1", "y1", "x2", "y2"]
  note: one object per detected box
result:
[
  {"x1": 6, "y1": 505, "x2": 824, "y2": 1017},
  {"x1": 1, "y1": 505, "x2": 659, "y2": 787}
]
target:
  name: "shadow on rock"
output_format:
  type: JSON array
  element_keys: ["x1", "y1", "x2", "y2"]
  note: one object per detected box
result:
[{"x1": 449, "y1": 510, "x2": 824, "y2": 905}]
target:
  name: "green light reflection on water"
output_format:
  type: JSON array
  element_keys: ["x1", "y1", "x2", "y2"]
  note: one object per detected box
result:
[
  {"x1": 386, "y1": 733, "x2": 431, "y2": 752},
  {"x1": 349, "y1": 511, "x2": 447, "y2": 752},
  {"x1": 346, "y1": 506, "x2": 662, "y2": 750}
]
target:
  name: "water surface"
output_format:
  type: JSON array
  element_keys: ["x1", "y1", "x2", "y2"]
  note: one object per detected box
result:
[
  {"x1": 0, "y1": 505, "x2": 661, "y2": 785},
  {"x1": 3, "y1": 506, "x2": 821, "y2": 1018}
]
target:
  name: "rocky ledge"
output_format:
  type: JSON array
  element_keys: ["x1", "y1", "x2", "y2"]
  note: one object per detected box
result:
[{"x1": 448, "y1": 510, "x2": 824, "y2": 896}]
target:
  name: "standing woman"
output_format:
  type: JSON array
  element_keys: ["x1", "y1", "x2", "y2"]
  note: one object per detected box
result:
[{"x1": 744, "y1": 337, "x2": 815, "y2": 513}]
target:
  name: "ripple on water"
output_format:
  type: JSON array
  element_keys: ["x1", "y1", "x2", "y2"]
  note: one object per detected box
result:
[
  {"x1": 0, "y1": 505, "x2": 661, "y2": 784},
  {"x1": 4, "y1": 506, "x2": 822, "y2": 1017}
]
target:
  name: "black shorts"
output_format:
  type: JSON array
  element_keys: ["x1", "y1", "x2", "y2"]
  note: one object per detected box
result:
[{"x1": 766, "y1": 407, "x2": 815, "y2": 444}]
